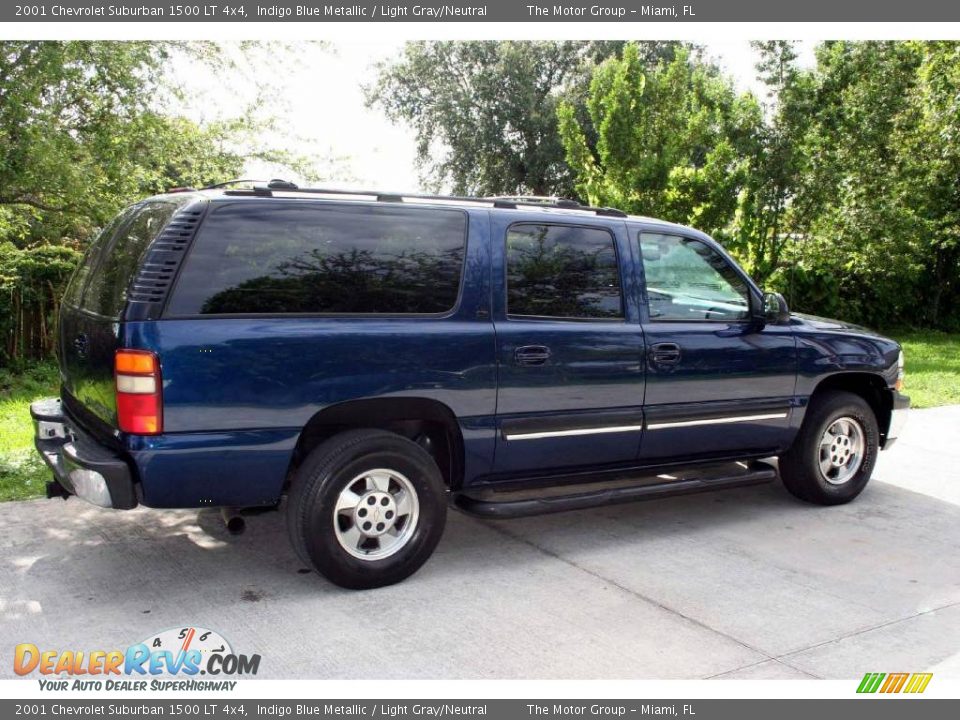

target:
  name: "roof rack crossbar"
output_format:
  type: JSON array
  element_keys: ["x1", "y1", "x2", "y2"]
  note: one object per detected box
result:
[{"x1": 217, "y1": 180, "x2": 628, "y2": 218}]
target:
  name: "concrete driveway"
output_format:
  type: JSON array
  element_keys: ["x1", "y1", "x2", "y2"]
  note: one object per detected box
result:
[{"x1": 1, "y1": 406, "x2": 958, "y2": 680}]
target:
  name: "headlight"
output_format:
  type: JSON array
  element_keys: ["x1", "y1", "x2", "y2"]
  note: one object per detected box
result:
[{"x1": 896, "y1": 350, "x2": 905, "y2": 391}]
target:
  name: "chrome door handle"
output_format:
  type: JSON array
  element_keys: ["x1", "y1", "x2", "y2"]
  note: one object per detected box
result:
[
  {"x1": 649, "y1": 342, "x2": 681, "y2": 365},
  {"x1": 514, "y1": 345, "x2": 552, "y2": 366}
]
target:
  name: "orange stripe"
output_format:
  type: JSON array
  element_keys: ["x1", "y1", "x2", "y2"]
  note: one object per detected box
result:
[
  {"x1": 180, "y1": 628, "x2": 196, "y2": 653},
  {"x1": 881, "y1": 673, "x2": 908, "y2": 693}
]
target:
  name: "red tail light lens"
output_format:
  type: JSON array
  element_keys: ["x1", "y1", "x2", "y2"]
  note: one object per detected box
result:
[{"x1": 115, "y1": 350, "x2": 162, "y2": 434}]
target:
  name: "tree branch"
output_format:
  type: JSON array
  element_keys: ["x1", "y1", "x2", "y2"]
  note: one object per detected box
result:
[{"x1": 0, "y1": 194, "x2": 74, "y2": 214}]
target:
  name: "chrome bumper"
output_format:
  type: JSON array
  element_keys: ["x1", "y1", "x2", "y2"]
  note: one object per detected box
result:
[{"x1": 30, "y1": 398, "x2": 138, "y2": 509}]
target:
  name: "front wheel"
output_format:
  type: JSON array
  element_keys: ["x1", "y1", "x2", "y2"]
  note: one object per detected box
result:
[
  {"x1": 286, "y1": 429, "x2": 448, "y2": 589},
  {"x1": 780, "y1": 390, "x2": 880, "y2": 505}
]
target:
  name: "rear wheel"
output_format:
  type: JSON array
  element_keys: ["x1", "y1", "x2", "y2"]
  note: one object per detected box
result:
[
  {"x1": 286, "y1": 429, "x2": 447, "y2": 589},
  {"x1": 780, "y1": 390, "x2": 879, "y2": 505}
]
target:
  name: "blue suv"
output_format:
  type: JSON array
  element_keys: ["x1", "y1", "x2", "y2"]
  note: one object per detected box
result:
[{"x1": 32, "y1": 181, "x2": 909, "y2": 588}]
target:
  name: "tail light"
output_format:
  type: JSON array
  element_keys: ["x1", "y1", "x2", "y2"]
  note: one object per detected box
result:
[{"x1": 115, "y1": 349, "x2": 162, "y2": 434}]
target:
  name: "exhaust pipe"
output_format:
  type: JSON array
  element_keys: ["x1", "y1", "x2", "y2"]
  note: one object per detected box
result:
[{"x1": 220, "y1": 507, "x2": 246, "y2": 535}]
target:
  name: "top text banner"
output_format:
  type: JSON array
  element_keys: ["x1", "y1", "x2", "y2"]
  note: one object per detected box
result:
[{"x1": 6, "y1": 0, "x2": 960, "y2": 23}]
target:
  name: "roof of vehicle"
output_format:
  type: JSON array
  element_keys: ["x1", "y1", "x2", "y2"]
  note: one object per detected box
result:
[{"x1": 154, "y1": 179, "x2": 700, "y2": 236}]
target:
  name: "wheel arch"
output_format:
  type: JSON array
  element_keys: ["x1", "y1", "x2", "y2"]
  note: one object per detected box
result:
[
  {"x1": 286, "y1": 397, "x2": 466, "y2": 491},
  {"x1": 809, "y1": 372, "x2": 894, "y2": 447}
]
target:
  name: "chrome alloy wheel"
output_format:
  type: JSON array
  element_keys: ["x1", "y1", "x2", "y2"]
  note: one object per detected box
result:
[
  {"x1": 333, "y1": 469, "x2": 420, "y2": 560},
  {"x1": 818, "y1": 417, "x2": 866, "y2": 485}
]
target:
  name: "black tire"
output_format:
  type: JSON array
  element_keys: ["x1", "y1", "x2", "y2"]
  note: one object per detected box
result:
[
  {"x1": 780, "y1": 390, "x2": 880, "y2": 505},
  {"x1": 286, "y1": 429, "x2": 447, "y2": 589}
]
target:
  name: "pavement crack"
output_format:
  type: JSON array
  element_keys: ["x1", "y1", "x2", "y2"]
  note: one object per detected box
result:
[
  {"x1": 771, "y1": 657, "x2": 823, "y2": 678},
  {"x1": 480, "y1": 519, "x2": 774, "y2": 663},
  {"x1": 704, "y1": 657, "x2": 822, "y2": 679},
  {"x1": 777, "y1": 597, "x2": 960, "y2": 661}
]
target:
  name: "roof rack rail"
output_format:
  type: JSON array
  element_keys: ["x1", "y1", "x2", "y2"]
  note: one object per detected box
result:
[
  {"x1": 201, "y1": 179, "x2": 263, "y2": 190},
  {"x1": 219, "y1": 180, "x2": 628, "y2": 218},
  {"x1": 486, "y1": 195, "x2": 582, "y2": 209}
]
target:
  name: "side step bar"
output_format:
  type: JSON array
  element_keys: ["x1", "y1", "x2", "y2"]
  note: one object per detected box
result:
[{"x1": 453, "y1": 462, "x2": 778, "y2": 519}]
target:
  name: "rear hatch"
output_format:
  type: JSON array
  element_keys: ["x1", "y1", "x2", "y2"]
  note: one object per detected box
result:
[{"x1": 59, "y1": 197, "x2": 189, "y2": 431}]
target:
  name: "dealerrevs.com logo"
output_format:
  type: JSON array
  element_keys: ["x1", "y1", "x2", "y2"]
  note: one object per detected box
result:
[{"x1": 14, "y1": 626, "x2": 261, "y2": 692}]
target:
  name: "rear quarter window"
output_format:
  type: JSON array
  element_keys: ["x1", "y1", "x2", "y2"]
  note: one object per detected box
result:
[
  {"x1": 165, "y1": 203, "x2": 468, "y2": 316},
  {"x1": 61, "y1": 208, "x2": 136, "y2": 310},
  {"x1": 82, "y1": 201, "x2": 184, "y2": 318}
]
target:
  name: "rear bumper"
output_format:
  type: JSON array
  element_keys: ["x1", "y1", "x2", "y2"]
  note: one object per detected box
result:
[
  {"x1": 884, "y1": 391, "x2": 910, "y2": 448},
  {"x1": 30, "y1": 398, "x2": 138, "y2": 509}
]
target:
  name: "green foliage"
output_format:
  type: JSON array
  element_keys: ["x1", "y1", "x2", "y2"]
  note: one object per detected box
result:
[
  {"x1": 365, "y1": 41, "x2": 684, "y2": 195},
  {"x1": 0, "y1": 41, "x2": 311, "y2": 364},
  {"x1": 559, "y1": 44, "x2": 758, "y2": 242},
  {"x1": 0, "y1": 361, "x2": 58, "y2": 501},
  {"x1": 894, "y1": 331, "x2": 960, "y2": 408},
  {"x1": 552, "y1": 41, "x2": 960, "y2": 330},
  {"x1": 771, "y1": 41, "x2": 960, "y2": 330}
]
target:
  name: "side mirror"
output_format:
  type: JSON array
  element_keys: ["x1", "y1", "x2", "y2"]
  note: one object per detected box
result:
[{"x1": 763, "y1": 291, "x2": 790, "y2": 325}]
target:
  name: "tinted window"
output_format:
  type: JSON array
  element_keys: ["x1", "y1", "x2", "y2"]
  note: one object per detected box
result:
[
  {"x1": 167, "y1": 203, "x2": 467, "y2": 316},
  {"x1": 640, "y1": 233, "x2": 750, "y2": 321},
  {"x1": 61, "y1": 209, "x2": 135, "y2": 310},
  {"x1": 506, "y1": 224, "x2": 622, "y2": 319},
  {"x1": 83, "y1": 201, "x2": 182, "y2": 317}
]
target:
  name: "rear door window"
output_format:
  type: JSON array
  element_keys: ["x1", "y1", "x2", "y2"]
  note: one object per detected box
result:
[
  {"x1": 505, "y1": 223, "x2": 623, "y2": 319},
  {"x1": 165, "y1": 203, "x2": 468, "y2": 316}
]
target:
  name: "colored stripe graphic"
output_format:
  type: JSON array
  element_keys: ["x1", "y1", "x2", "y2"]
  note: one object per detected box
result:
[{"x1": 857, "y1": 672, "x2": 932, "y2": 694}]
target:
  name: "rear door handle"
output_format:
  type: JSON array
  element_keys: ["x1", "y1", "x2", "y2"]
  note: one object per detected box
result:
[
  {"x1": 514, "y1": 345, "x2": 552, "y2": 366},
  {"x1": 649, "y1": 342, "x2": 681, "y2": 365}
]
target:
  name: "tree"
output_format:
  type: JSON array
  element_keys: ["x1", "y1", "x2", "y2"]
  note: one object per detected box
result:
[
  {"x1": 889, "y1": 42, "x2": 960, "y2": 327},
  {"x1": 727, "y1": 42, "x2": 813, "y2": 283},
  {"x1": 786, "y1": 41, "x2": 930, "y2": 327},
  {"x1": 558, "y1": 44, "x2": 761, "y2": 242},
  {"x1": 365, "y1": 41, "x2": 683, "y2": 196},
  {"x1": 0, "y1": 41, "x2": 317, "y2": 363}
]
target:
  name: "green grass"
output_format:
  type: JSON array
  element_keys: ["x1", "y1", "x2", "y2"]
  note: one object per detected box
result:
[
  {"x1": 894, "y1": 330, "x2": 960, "y2": 409},
  {"x1": 0, "y1": 362, "x2": 59, "y2": 501},
  {"x1": 0, "y1": 332, "x2": 956, "y2": 502}
]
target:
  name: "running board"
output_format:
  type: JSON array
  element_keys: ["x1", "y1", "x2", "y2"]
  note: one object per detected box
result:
[{"x1": 453, "y1": 461, "x2": 778, "y2": 519}]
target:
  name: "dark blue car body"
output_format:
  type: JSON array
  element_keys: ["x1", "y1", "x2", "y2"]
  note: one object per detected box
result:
[{"x1": 33, "y1": 188, "x2": 909, "y2": 514}]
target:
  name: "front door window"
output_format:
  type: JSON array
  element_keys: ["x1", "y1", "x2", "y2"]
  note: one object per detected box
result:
[{"x1": 640, "y1": 233, "x2": 750, "y2": 322}]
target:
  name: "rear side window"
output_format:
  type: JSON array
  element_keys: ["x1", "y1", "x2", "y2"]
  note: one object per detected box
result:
[
  {"x1": 506, "y1": 223, "x2": 623, "y2": 319},
  {"x1": 81, "y1": 201, "x2": 183, "y2": 318},
  {"x1": 61, "y1": 209, "x2": 135, "y2": 309},
  {"x1": 166, "y1": 203, "x2": 467, "y2": 316}
]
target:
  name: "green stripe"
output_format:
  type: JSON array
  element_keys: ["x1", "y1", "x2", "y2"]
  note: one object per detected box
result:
[{"x1": 856, "y1": 673, "x2": 885, "y2": 693}]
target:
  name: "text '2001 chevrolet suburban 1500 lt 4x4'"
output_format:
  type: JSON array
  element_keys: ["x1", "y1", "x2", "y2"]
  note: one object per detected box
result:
[{"x1": 32, "y1": 181, "x2": 909, "y2": 589}]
